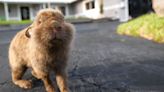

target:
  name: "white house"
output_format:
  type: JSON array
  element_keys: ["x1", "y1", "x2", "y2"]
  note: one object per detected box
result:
[{"x1": 0, "y1": 0, "x2": 129, "y2": 22}]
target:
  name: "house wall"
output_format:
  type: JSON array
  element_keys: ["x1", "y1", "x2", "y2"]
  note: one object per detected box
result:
[
  {"x1": 51, "y1": 3, "x2": 70, "y2": 16},
  {"x1": 9, "y1": 4, "x2": 42, "y2": 21},
  {"x1": 119, "y1": 0, "x2": 129, "y2": 22},
  {"x1": 8, "y1": 4, "x2": 18, "y2": 20},
  {"x1": 1, "y1": 3, "x2": 74, "y2": 21},
  {"x1": 103, "y1": 0, "x2": 129, "y2": 21},
  {"x1": 0, "y1": 3, "x2": 5, "y2": 20},
  {"x1": 103, "y1": 0, "x2": 122, "y2": 18},
  {"x1": 1, "y1": 0, "x2": 129, "y2": 21},
  {"x1": 72, "y1": 0, "x2": 129, "y2": 21},
  {"x1": 73, "y1": 0, "x2": 100, "y2": 19},
  {"x1": 31, "y1": 4, "x2": 42, "y2": 20},
  {"x1": 74, "y1": 1, "x2": 83, "y2": 15},
  {"x1": 104, "y1": 0, "x2": 122, "y2": 7},
  {"x1": 68, "y1": 3, "x2": 76, "y2": 16}
]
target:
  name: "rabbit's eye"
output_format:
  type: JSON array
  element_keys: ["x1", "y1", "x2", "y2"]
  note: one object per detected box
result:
[{"x1": 55, "y1": 26, "x2": 62, "y2": 31}]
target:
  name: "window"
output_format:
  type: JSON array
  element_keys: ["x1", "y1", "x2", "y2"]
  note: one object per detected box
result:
[
  {"x1": 85, "y1": 0, "x2": 95, "y2": 10},
  {"x1": 86, "y1": 2, "x2": 90, "y2": 10},
  {"x1": 59, "y1": 6, "x2": 66, "y2": 15},
  {"x1": 91, "y1": 1, "x2": 95, "y2": 9}
]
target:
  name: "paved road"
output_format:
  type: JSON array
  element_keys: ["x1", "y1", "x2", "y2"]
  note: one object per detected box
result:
[{"x1": 0, "y1": 21, "x2": 164, "y2": 92}]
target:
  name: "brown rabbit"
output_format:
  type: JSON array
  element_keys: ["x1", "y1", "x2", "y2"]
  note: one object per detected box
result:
[{"x1": 9, "y1": 8, "x2": 75, "y2": 92}]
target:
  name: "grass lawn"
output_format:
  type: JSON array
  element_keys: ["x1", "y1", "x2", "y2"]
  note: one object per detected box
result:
[
  {"x1": 0, "y1": 20, "x2": 32, "y2": 25},
  {"x1": 117, "y1": 13, "x2": 164, "y2": 43},
  {"x1": 0, "y1": 17, "x2": 92, "y2": 25}
]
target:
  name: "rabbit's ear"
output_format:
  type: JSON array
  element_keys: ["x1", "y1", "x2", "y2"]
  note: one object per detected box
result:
[{"x1": 25, "y1": 26, "x2": 32, "y2": 38}]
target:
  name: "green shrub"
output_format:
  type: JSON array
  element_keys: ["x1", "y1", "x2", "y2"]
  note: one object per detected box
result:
[{"x1": 117, "y1": 13, "x2": 164, "y2": 43}]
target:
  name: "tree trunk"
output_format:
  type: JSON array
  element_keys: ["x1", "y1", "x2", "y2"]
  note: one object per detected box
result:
[{"x1": 152, "y1": 0, "x2": 164, "y2": 17}]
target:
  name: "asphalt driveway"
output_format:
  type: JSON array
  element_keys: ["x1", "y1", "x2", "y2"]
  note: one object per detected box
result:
[{"x1": 0, "y1": 20, "x2": 164, "y2": 92}]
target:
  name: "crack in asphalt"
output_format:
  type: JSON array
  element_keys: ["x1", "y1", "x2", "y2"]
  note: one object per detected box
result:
[
  {"x1": 0, "y1": 81, "x2": 11, "y2": 87},
  {"x1": 79, "y1": 77, "x2": 103, "y2": 92},
  {"x1": 79, "y1": 77, "x2": 131, "y2": 92},
  {"x1": 113, "y1": 83, "x2": 130, "y2": 92},
  {"x1": 68, "y1": 63, "x2": 104, "y2": 92},
  {"x1": 69, "y1": 64, "x2": 78, "y2": 78},
  {"x1": 69, "y1": 62, "x2": 131, "y2": 92}
]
